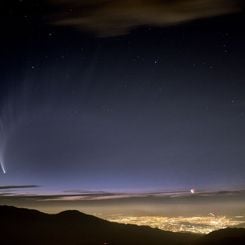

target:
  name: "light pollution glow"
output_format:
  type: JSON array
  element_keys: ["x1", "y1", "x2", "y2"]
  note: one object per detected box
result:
[
  {"x1": 1, "y1": 187, "x2": 245, "y2": 234},
  {"x1": 104, "y1": 215, "x2": 245, "y2": 234}
]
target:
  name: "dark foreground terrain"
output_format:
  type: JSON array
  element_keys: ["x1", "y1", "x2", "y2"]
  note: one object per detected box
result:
[{"x1": 0, "y1": 206, "x2": 245, "y2": 245}]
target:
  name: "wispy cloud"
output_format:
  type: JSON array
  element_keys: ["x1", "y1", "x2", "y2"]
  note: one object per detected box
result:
[
  {"x1": 48, "y1": 0, "x2": 240, "y2": 36},
  {"x1": 1, "y1": 188, "x2": 245, "y2": 203}
]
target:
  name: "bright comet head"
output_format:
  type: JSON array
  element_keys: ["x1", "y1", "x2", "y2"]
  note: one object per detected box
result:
[{"x1": 0, "y1": 161, "x2": 6, "y2": 174}]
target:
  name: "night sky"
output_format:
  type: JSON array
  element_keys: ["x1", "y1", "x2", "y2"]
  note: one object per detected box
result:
[{"x1": 0, "y1": 0, "x2": 245, "y2": 215}]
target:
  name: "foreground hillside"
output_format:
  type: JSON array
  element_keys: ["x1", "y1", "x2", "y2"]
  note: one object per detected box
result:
[{"x1": 0, "y1": 206, "x2": 244, "y2": 245}]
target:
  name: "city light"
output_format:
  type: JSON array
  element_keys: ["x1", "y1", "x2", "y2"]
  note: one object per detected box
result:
[{"x1": 104, "y1": 215, "x2": 245, "y2": 234}]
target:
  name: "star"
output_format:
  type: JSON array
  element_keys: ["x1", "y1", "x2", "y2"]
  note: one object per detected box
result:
[{"x1": 154, "y1": 59, "x2": 160, "y2": 64}]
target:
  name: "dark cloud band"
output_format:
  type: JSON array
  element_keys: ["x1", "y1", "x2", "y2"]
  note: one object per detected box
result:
[{"x1": 0, "y1": 185, "x2": 39, "y2": 190}]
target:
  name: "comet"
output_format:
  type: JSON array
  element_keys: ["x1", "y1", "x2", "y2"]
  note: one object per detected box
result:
[{"x1": 0, "y1": 161, "x2": 6, "y2": 174}]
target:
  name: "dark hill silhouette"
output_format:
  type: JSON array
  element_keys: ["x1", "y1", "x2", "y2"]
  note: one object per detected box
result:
[
  {"x1": 196, "y1": 228, "x2": 245, "y2": 245},
  {"x1": 0, "y1": 206, "x2": 244, "y2": 245}
]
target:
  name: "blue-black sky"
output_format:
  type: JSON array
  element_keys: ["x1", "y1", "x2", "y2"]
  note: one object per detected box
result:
[{"x1": 0, "y1": 1, "x2": 245, "y2": 211}]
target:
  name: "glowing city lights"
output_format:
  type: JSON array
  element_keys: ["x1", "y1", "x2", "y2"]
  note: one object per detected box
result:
[{"x1": 105, "y1": 215, "x2": 245, "y2": 234}]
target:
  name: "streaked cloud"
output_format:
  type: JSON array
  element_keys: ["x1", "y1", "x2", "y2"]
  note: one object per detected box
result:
[
  {"x1": 1, "y1": 188, "x2": 245, "y2": 202},
  {"x1": 48, "y1": 0, "x2": 240, "y2": 36}
]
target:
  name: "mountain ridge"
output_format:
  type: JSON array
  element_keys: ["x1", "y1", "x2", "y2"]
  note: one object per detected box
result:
[{"x1": 0, "y1": 205, "x2": 244, "y2": 245}]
